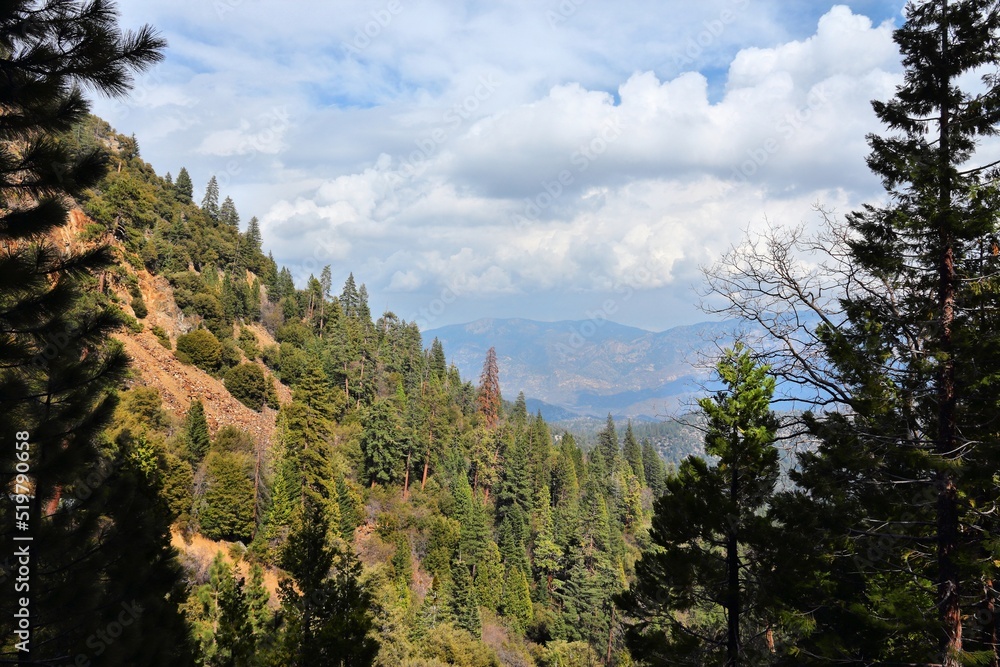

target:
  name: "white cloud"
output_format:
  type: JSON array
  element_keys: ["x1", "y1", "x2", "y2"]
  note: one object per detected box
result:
[{"x1": 91, "y1": 1, "x2": 915, "y2": 329}]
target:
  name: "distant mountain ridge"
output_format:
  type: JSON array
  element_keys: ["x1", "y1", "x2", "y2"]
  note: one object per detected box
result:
[{"x1": 425, "y1": 317, "x2": 738, "y2": 419}]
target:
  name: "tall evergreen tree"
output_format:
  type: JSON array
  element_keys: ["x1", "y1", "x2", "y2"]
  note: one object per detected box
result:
[
  {"x1": 773, "y1": 3, "x2": 1000, "y2": 664},
  {"x1": 0, "y1": 3, "x2": 192, "y2": 664},
  {"x1": 187, "y1": 398, "x2": 211, "y2": 462},
  {"x1": 477, "y1": 347, "x2": 502, "y2": 429},
  {"x1": 175, "y1": 166, "x2": 194, "y2": 201},
  {"x1": 219, "y1": 195, "x2": 239, "y2": 227},
  {"x1": 641, "y1": 439, "x2": 667, "y2": 498},
  {"x1": 361, "y1": 399, "x2": 404, "y2": 487},
  {"x1": 450, "y1": 560, "x2": 482, "y2": 636},
  {"x1": 277, "y1": 501, "x2": 379, "y2": 667},
  {"x1": 201, "y1": 175, "x2": 220, "y2": 220},
  {"x1": 617, "y1": 346, "x2": 782, "y2": 665},
  {"x1": 622, "y1": 421, "x2": 645, "y2": 486}
]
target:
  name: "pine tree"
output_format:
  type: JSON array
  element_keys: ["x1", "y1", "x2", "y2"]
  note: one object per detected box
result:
[
  {"x1": 199, "y1": 451, "x2": 256, "y2": 542},
  {"x1": 500, "y1": 566, "x2": 533, "y2": 633},
  {"x1": 186, "y1": 399, "x2": 211, "y2": 462},
  {"x1": 361, "y1": 399, "x2": 404, "y2": 487},
  {"x1": 617, "y1": 346, "x2": 782, "y2": 665},
  {"x1": 202, "y1": 175, "x2": 220, "y2": 219},
  {"x1": 622, "y1": 421, "x2": 645, "y2": 486},
  {"x1": 774, "y1": 3, "x2": 1000, "y2": 664},
  {"x1": 278, "y1": 501, "x2": 379, "y2": 666},
  {"x1": 477, "y1": 347, "x2": 502, "y2": 429},
  {"x1": 212, "y1": 553, "x2": 254, "y2": 667},
  {"x1": 596, "y1": 414, "x2": 620, "y2": 469},
  {"x1": 219, "y1": 195, "x2": 239, "y2": 227},
  {"x1": 532, "y1": 485, "x2": 563, "y2": 599},
  {"x1": 430, "y1": 337, "x2": 447, "y2": 380},
  {"x1": 450, "y1": 560, "x2": 482, "y2": 636},
  {"x1": 474, "y1": 540, "x2": 504, "y2": 613},
  {"x1": 175, "y1": 166, "x2": 194, "y2": 200},
  {"x1": 341, "y1": 272, "x2": 359, "y2": 317},
  {"x1": 0, "y1": 3, "x2": 193, "y2": 664},
  {"x1": 247, "y1": 562, "x2": 274, "y2": 641},
  {"x1": 641, "y1": 439, "x2": 667, "y2": 497}
]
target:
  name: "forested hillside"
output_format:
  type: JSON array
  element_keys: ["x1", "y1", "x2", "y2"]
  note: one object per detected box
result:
[
  {"x1": 6, "y1": 3, "x2": 1000, "y2": 667},
  {"x1": 0, "y1": 112, "x2": 671, "y2": 665}
]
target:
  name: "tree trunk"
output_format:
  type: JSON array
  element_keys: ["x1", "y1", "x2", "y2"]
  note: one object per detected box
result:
[
  {"x1": 403, "y1": 447, "x2": 411, "y2": 500},
  {"x1": 986, "y1": 580, "x2": 998, "y2": 667},
  {"x1": 726, "y1": 464, "x2": 741, "y2": 667},
  {"x1": 936, "y1": 5, "x2": 962, "y2": 664}
]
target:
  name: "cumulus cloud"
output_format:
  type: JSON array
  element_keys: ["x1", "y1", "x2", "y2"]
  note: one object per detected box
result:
[{"x1": 91, "y1": 1, "x2": 916, "y2": 329}]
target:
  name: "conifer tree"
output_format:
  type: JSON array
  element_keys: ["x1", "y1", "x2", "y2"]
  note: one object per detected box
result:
[
  {"x1": 199, "y1": 451, "x2": 256, "y2": 542},
  {"x1": 622, "y1": 421, "x2": 645, "y2": 486},
  {"x1": 474, "y1": 540, "x2": 504, "y2": 613},
  {"x1": 617, "y1": 346, "x2": 782, "y2": 665},
  {"x1": 596, "y1": 414, "x2": 620, "y2": 469},
  {"x1": 430, "y1": 337, "x2": 447, "y2": 380},
  {"x1": 247, "y1": 562, "x2": 274, "y2": 641},
  {"x1": 212, "y1": 554, "x2": 254, "y2": 667},
  {"x1": 219, "y1": 195, "x2": 239, "y2": 227},
  {"x1": 450, "y1": 560, "x2": 482, "y2": 636},
  {"x1": 175, "y1": 166, "x2": 194, "y2": 201},
  {"x1": 641, "y1": 439, "x2": 667, "y2": 497},
  {"x1": 202, "y1": 175, "x2": 220, "y2": 219},
  {"x1": 477, "y1": 347, "x2": 502, "y2": 429},
  {"x1": 500, "y1": 566, "x2": 533, "y2": 632},
  {"x1": 0, "y1": 3, "x2": 192, "y2": 663},
  {"x1": 187, "y1": 398, "x2": 211, "y2": 462},
  {"x1": 278, "y1": 501, "x2": 379, "y2": 666},
  {"x1": 532, "y1": 485, "x2": 563, "y2": 598},
  {"x1": 361, "y1": 399, "x2": 404, "y2": 487},
  {"x1": 762, "y1": 3, "x2": 1000, "y2": 664}
]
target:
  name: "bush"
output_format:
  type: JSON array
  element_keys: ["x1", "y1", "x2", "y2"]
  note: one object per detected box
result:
[
  {"x1": 176, "y1": 328, "x2": 222, "y2": 373},
  {"x1": 131, "y1": 293, "x2": 148, "y2": 319},
  {"x1": 213, "y1": 425, "x2": 255, "y2": 455},
  {"x1": 237, "y1": 327, "x2": 260, "y2": 360},
  {"x1": 220, "y1": 338, "x2": 242, "y2": 370},
  {"x1": 261, "y1": 344, "x2": 280, "y2": 371},
  {"x1": 224, "y1": 363, "x2": 268, "y2": 411},
  {"x1": 151, "y1": 325, "x2": 171, "y2": 349}
]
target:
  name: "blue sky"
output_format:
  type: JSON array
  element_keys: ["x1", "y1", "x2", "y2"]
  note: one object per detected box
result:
[{"x1": 94, "y1": 0, "x2": 913, "y2": 331}]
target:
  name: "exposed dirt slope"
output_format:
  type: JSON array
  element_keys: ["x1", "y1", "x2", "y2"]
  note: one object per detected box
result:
[{"x1": 115, "y1": 330, "x2": 280, "y2": 444}]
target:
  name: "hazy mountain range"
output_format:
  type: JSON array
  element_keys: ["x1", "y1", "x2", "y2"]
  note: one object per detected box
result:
[{"x1": 425, "y1": 318, "x2": 739, "y2": 420}]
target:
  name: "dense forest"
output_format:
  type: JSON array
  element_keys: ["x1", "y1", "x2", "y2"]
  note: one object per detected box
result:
[{"x1": 4, "y1": 1, "x2": 1000, "y2": 666}]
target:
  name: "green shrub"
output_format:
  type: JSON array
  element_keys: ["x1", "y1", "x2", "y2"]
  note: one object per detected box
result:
[
  {"x1": 131, "y1": 293, "x2": 147, "y2": 319},
  {"x1": 176, "y1": 328, "x2": 222, "y2": 373},
  {"x1": 261, "y1": 344, "x2": 280, "y2": 371},
  {"x1": 237, "y1": 327, "x2": 261, "y2": 360},
  {"x1": 213, "y1": 425, "x2": 255, "y2": 455},
  {"x1": 220, "y1": 338, "x2": 242, "y2": 370},
  {"x1": 224, "y1": 363, "x2": 268, "y2": 411},
  {"x1": 151, "y1": 325, "x2": 171, "y2": 349}
]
